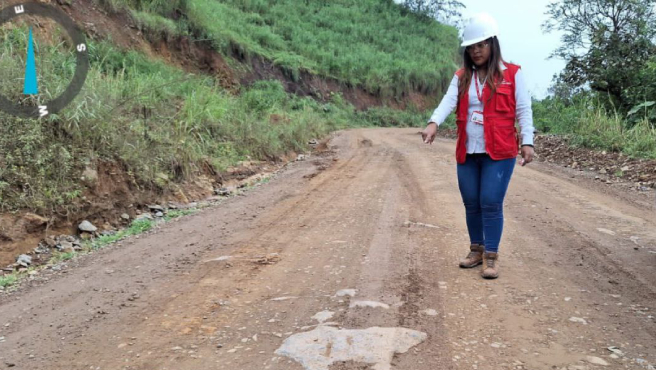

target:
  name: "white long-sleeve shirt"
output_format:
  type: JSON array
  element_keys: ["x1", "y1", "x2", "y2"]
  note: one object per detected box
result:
[{"x1": 428, "y1": 63, "x2": 534, "y2": 153}]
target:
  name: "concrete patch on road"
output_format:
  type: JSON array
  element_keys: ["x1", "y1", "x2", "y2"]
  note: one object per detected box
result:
[
  {"x1": 349, "y1": 300, "x2": 390, "y2": 309},
  {"x1": 206, "y1": 255, "x2": 233, "y2": 262},
  {"x1": 275, "y1": 326, "x2": 427, "y2": 370},
  {"x1": 335, "y1": 289, "x2": 357, "y2": 297},
  {"x1": 420, "y1": 309, "x2": 438, "y2": 316},
  {"x1": 597, "y1": 228, "x2": 616, "y2": 235},
  {"x1": 311, "y1": 311, "x2": 335, "y2": 323},
  {"x1": 403, "y1": 220, "x2": 439, "y2": 229}
]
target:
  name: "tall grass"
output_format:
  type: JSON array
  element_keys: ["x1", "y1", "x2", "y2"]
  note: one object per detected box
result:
[
  {"x1": 95, "y1": 0, "x2": 460, "y2": 99},
  {"x1": 0, "y1": 29, "x2": 430, "y2": 213},
  {"x1": 573, "y1": 108, "x2": 656, "y2": 159},
  {"x1": 533, "y1": 97, "x2": 656, "y2": 159},
  {"x1": 192, "y1": 0, "x2": 459, "y2": 98},
  {"x1": 129, "y1": 10, "x2": 183, "y2": 38}
]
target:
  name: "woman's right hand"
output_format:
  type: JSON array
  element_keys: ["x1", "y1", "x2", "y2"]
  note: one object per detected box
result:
[{"x1": 422, "y1": 122, "x2": 438, "y2": 144}]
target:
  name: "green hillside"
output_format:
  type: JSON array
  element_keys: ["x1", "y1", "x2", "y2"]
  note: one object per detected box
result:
[
  {"x1": 0, "y1": 0, "x2": 460, "y2": 213},
  {"x1": 108, "y1": 0, "x2": 460, "y2": 98}
]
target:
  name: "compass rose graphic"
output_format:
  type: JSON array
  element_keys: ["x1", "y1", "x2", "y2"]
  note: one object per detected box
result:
[
  {"x1": 0, "y1": 2, "x2": 89, "y2": 119},
  {"x1": 24, "y1": 27, "x2": 38, "y2": 95}
]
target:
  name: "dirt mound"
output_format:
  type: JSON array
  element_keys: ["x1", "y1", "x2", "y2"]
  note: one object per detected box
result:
[{"x1": 536, "y1": 134, "x2": 656, "y2": 189}]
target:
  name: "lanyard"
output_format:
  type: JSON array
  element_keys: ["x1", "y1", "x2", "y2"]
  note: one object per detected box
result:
[{"x1": 474, "y1": 70, "x2": 487, "y2": 102}]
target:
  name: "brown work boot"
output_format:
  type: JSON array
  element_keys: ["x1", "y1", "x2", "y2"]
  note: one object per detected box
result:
[
  {"x1": 482, "y1": 252, "x2": 499, "y2": 279},
  {"x1": 459, "y1": 243, "x2": 484, "y2": 268}
]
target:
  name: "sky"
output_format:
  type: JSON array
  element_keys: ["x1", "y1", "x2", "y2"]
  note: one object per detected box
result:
[{"x1": 394, "y1": 0, "x2": 567, "y2": 99}]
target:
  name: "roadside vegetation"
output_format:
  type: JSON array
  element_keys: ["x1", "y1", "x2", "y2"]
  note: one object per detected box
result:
[
  {"x1": 533, "y1": 96, "x2": 656, "y2": 159},
  {"x1": 0, "y1": 1, "x2": 458, "y2": 214},
  {"x1": 533, "y1": 0, "x2": 655, "y2": 159},
  {"x1": 96, "y1": 0, "x2": 460, "y2": 99}
]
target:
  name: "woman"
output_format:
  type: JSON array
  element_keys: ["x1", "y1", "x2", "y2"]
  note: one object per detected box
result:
[{"x1": 421, "y1": 13, "x2": 535, "y2": 279}]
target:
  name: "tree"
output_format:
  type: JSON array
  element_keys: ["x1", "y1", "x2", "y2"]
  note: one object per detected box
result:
[
  {"x1": 542, "y1": 0, "x2": 656, "y2": 111},
  {"x1": 401, "y1": 0, "x2": 465, "y2": 26}
]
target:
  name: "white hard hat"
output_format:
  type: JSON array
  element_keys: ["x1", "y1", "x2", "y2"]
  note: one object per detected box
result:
[{"x1": 461, "y1": 13, "x2": 499, "y2": 47}]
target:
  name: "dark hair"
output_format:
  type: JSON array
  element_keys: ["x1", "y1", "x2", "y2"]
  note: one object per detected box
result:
[{"x1": 458, "y1": 36, "x2": 505, "y2": 100}]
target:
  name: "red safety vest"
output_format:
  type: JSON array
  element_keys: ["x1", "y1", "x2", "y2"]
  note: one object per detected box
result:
[{"x1": 454, "y1": 62, "x2": 521, "y2": 164}]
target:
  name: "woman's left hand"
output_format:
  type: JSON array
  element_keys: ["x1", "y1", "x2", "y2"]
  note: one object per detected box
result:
[{"x1": 520, "y1": 145, "x2": 535, "y2": 166}]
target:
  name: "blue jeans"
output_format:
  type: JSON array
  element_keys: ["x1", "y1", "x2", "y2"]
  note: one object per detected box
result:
[{"x1": 456, "y1": 153, "x2": 516, "y2": 253}]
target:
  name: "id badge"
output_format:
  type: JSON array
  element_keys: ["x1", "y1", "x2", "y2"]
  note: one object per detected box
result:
[{"x1": 471, "y1": 111, "x2": 484, "y2": 125}]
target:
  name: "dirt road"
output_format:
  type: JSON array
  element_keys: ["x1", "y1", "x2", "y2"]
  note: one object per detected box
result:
[{"x1": 1, "y1": 128, "x2": 655, "y2": 370}]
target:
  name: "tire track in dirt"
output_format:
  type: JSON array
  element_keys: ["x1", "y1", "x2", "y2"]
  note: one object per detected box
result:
[
  {"x1": 51, "y1": 131, "x2": 393, "y2": 369},
  {"x1": 0, "y1": 128, "x2": 654, "y2": 370}
]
